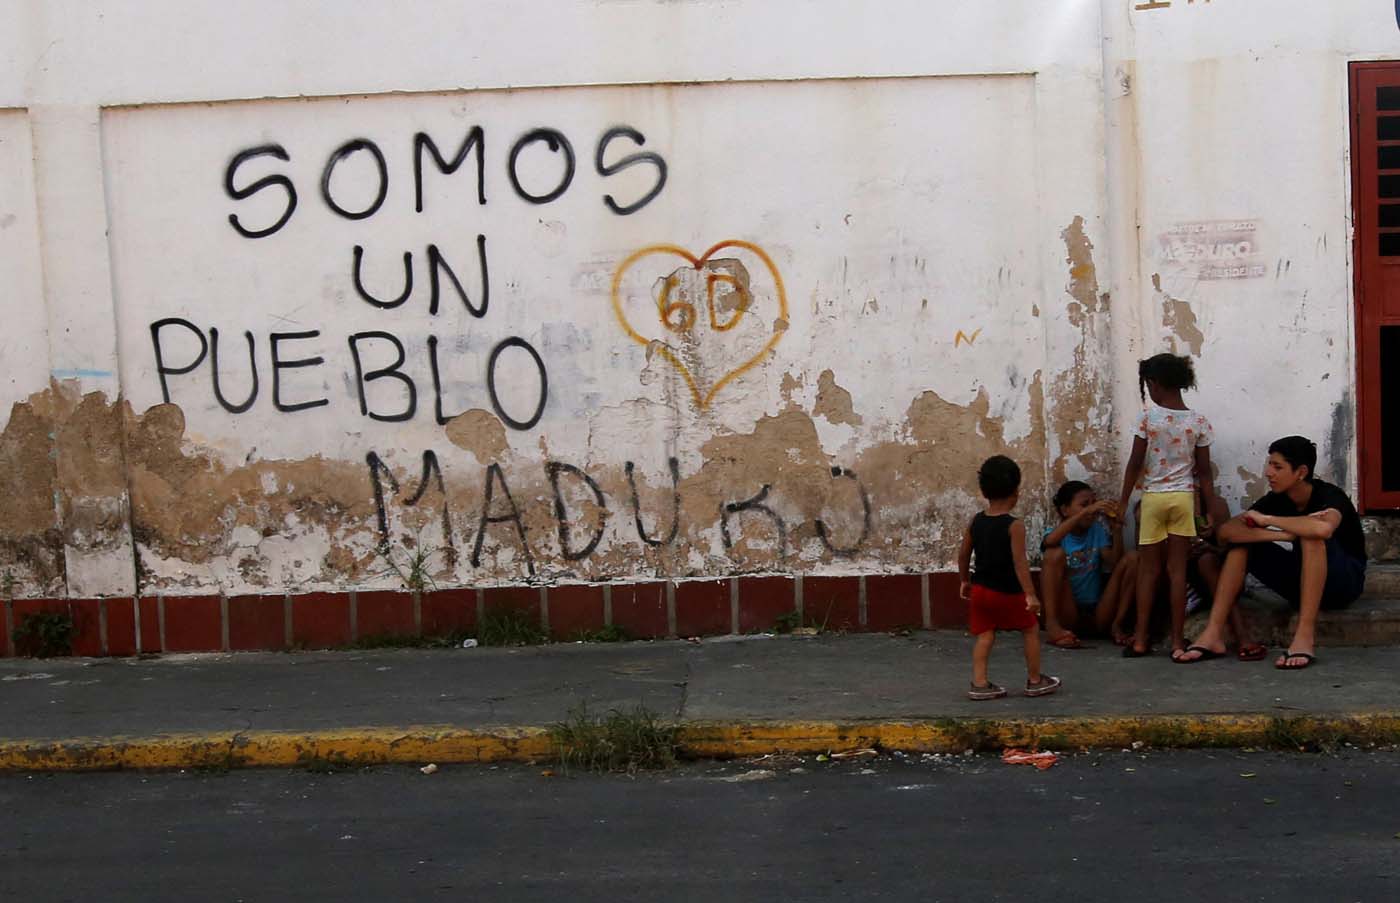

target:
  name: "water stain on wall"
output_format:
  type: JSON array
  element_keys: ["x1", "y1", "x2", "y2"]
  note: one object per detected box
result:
[
  {"x1": 813, "y1": 369, "x2": 863, "y2": 426},
  {"x1": 445, "y1": 408, "x2": 510, "y2": 464},
  {"x1": 0, "y1": 299, "x2": 1077, "y2": 595},
  {"x1": 0, "y1": 389, "x2": 65, "y2": 593},
  {"x1": 1236, "y1": 465, "x2": 1270, "y2": 509},
  {"x1": 1152, "y1": 273, "x2": 1205, "y2": 356},
  {"x1": 1053, "y1": 216, "x2": 1113, "y2": 485}
]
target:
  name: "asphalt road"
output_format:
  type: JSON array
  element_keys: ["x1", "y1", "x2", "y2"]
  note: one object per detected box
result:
[{"x1": 2, "y1": 750, "x2": 1397, "y2": 902}]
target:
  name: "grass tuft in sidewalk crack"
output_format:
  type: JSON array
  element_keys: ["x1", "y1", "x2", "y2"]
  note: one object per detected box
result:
[
  {"x1": 478, "y1": 608, "x2": 548, "y2": 647},
  {"x1": 549, "y1": 703, "x2": 680, "y2": 774}
]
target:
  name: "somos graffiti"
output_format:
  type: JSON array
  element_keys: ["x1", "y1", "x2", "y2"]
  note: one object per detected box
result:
[{"x1": 149, "y1": 126, "x2": 667, "y2": 429}]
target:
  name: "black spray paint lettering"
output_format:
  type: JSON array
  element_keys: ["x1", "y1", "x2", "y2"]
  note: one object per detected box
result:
[
  {"x1": 349, "y1": 332, "x2": 417, "y2": 423},
  {"x1": 224, "y1": 125, "x2": 667, "y2": 235},
  {"x1": 815, "y1": 466, "x2": 872, "y2": 556},
  {"x1": 366, "y1": 450, "x2": 456, "y2": 565},
  {"x1": 625, "y1": 458, "x2": 681, "y2": 547},
  {"x1": 414, "y1": 127, "x2": 486, "y2": 212},
  {"x1": 149, "y1": 326, "x2": 547, "y2": 429},
  {"x1": 209, "y1": 327, "x2": 259, "y2": 414},
  {"x1": 546, "y1": 462, "x2": 607, "y2": 561},
  {"x1": 224, "y1": 145, "x2": 297, "y2": 239},
  {"x1": 362, "y1": 453, "x2": 872, "y2": 571},
  {"x1": 321, "y1": 139, "x2": 389, "y2": 221},
  {"x1": 507, "y1": 129, "x2": 575, "y2": 205},
  {"x1": 595, "y1": 126, "x2": 668, "y2": 216},
  {"x1": 350, "y1": 239, "x2": 489, "y2": 316},
  {"x1": 426, "y1": 336, "x2": 458, "y2": 426},
  {"x1": 428, "y1": 238, "x2": 489, "y2": 317},
  {"x1": 270, "y1": 331, "x2": 329, "y2": 412},
  {"x1": 720, "y1": 484, "x2": 788, "y2": 558},
  {"x1": 486, "y1": 337, "x2": 548, "y2": 431},
  {"x1": 352, "y1": 246, "x2": 414, "y2": 309},
  {"x1": 150, "y1": 318, "x2": 207, "y2": 404},
  {"x1": 471, "y1": 463, "x2": 536, "y2": 575}
]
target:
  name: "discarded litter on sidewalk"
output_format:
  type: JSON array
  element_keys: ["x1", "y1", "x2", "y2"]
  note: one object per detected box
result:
[
  {"x1": 1000, "y1": 748, "x2": 1058, "y2": 770},
  {"x1": 420, "y1": 763, "x2": 439, "y2": 775}
]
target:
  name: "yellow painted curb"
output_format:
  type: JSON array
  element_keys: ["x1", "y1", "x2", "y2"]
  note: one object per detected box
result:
[
  {"x1": 678, "y1": 713, "x2": 1400, "y2": 756},
  {"x1": 0, "y1": 726, "x2": 553, "y2": 772},
  {"x1": 3, "y1": 713, "x2": 1398, "y2": 771}
]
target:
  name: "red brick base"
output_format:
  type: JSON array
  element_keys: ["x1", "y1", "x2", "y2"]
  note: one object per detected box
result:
[{"x1": 0, "y1": 573, "x2": 987, "y2": 658}]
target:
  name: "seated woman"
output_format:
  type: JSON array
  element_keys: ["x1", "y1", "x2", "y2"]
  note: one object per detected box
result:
[{"x1": 1041, "y1": 481, "x2": 1137, "y2": 647}]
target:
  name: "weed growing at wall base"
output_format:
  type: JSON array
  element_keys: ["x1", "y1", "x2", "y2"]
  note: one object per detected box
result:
[
  {"x1": 477, "y1": 608, "x2": 548, "y2": 646},
  {"x1": 572, "y1": 624, "x2": 631, "y2": 643},
  {"x1": 549, "y1": 703, "x2": 680, "y2": 774},
  {"x1": 12, "y1": 611, "x2": 75, "y2": 658}
]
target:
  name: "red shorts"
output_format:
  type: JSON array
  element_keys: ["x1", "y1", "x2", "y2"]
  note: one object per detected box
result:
[{"x1": 968, "y1": 584, "x2": 1038, "y2": 634}]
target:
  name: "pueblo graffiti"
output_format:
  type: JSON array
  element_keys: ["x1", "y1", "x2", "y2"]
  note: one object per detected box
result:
[{"x1": 150, "y1": 124, "x2": 674, "y2": 429}]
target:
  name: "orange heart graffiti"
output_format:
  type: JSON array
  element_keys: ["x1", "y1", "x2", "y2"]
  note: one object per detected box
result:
[{"x1": 610, "y1": 240, "x2": 788, "y2": 410}]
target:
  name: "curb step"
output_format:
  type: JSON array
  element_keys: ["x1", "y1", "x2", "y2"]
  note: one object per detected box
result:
[{"x1": 1183, "y1": 563, "x2": 1400, "y2": 647}]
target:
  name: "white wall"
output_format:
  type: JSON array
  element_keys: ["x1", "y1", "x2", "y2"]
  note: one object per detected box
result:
[
  {"x1": 1102, "y1": 0, "x2": 1400, "y2": 510},
  {"x1": 4, "y1": 0, "x2": 1113, "y2": 596}
]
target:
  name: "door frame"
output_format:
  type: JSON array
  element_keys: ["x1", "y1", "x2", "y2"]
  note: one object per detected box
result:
[{"x1": 1350, "y1": 60, "x2": 1400, "y2": 511}]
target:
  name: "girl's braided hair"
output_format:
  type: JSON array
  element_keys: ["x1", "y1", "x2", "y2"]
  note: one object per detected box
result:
[{"x1": 1138, "y1": 352, "x2": 1196, "y2": 401}]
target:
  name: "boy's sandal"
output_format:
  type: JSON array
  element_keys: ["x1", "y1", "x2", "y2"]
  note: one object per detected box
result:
[
  {"x1": 1047, "y1": 631, "x2": 1083, "y2": 649},
  {"x1": 1275, "y1": 651, "x2": 1317, "y2": 670},
  {"x1": 1237, "y1": 643, "x2": 1268, "y2": 662},
  {"x1": 968, "y1": 682, "x2": 1008, "y2": 701},
  {"x1": 1171, "y1": 645, "x2": 1225, "y2": 664},
  {"x1": 1024, "y1": 675, "x2": 1061, "y2": 697}
]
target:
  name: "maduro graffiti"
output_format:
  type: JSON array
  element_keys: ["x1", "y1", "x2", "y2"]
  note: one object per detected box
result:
[
  {"x1": 610, "y1": 241, "x2": 788, "y2": 410},
  {"x1": 366, "y1": 448, "x2": 875, "y2": 577}
]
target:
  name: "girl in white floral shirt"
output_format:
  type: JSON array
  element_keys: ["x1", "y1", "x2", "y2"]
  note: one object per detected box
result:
[{"x1": 1117, "y1": 353, "x2": 1219, "y2": 660}]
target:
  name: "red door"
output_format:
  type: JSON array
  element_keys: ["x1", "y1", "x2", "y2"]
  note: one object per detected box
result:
[{"x1": 1351, "y1": 62, "x2": 1400, "y2": 511}]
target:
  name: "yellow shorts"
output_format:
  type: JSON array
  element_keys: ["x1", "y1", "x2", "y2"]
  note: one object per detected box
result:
[{"x1": 1139, "y1": 491, "x2": 1196, "y2": 545}]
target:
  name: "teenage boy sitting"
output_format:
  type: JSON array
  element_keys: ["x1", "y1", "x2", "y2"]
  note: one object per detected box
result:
[{"x1": 1175, "y1": 436, "x2": 1367, "y2": 669}]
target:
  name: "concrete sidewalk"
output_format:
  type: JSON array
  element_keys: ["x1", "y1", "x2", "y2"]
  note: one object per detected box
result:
[{"x1": 3, "y1": 632, "x2": 1399, "y2": 769}]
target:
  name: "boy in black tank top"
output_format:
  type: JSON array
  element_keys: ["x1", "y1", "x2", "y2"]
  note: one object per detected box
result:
[{"x1": 957, "y1": 456, "x2": 1061, "y2": 700}]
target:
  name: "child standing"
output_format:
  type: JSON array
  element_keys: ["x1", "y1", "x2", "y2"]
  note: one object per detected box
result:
[
  {"x1": 1117, "y1": 353, "x2": 1219, "y2": 660},
  {"x1": 958, "y1": 455, "x2": 1061, "y2": 700}
]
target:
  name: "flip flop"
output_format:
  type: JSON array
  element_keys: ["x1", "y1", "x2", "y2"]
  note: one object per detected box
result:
[
  {"x1": 1048, "y1": 632, "x2": 1083, "y2": 650},
  {"x1": 1275, "y1": 651, "x2": 1317, "y2": 670},
  {"x1": 1172, "y1": 644, "x2": 1225, "y2": 664},
  {"x1": 1121, "y1": 644, "x2": 1152, "y2": 658},
  {"x1": 1237, "y1": 643, "x2": 1268, "y2": 662}
]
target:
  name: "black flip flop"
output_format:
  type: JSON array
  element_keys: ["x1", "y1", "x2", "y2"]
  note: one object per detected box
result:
[
  {"x1": 1275, "y1": 651, "x2": 1317, "y2": 670},
  {"x1": 1173, "y1": 645, "x2": 1225, "y2": 664}
]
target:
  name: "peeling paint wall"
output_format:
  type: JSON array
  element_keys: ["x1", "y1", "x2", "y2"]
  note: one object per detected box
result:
[
  {"x1": 1101, "y1": 0, "x2": 1400, "y2": 513},
  {"x1": 2, "y1": 1, "x2": 1113, "y2": 598}
]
